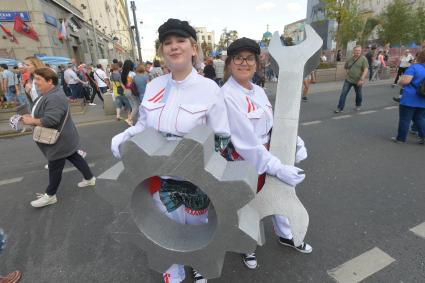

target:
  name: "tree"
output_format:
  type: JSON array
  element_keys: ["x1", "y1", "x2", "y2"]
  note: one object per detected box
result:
[
  {"x1": 217, "y1": 28, "x2": 238, "y2": 51},
  {"x1": 324, "y1": 0, "x2": 363, "y2": 49},
  {"x1": 411, "y1": 2, "x2": 425, "y2": 44},
  {"x1": 378, "y1": 0, "x2": 412, "y2": 46},
  {"x1": 201, "y1": 42, "x2": 213, "y2": 57},
  {"x1": 359, "y1": 17, "x2": 380, "y2": 46},
  {"x1": 280, "y1": 35, "x2": 294, "y2": 46}
]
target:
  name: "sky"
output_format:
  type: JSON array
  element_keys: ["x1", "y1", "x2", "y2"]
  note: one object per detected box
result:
[{"x1": 129, "y1": 0, "x2": 308, "y2": 60}]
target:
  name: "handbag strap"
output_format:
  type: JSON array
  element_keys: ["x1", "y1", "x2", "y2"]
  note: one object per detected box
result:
[{"x1": 58, "y1": 106, "x2": 70, "y2": 134}]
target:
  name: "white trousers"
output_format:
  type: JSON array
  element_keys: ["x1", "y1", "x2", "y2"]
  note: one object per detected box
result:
[
  {"x1": 152, "y1": 192, "x2": 208, "y2": 283},
  {"x1": 272, "y1": 215, "x2": 293, "y2": 239}
]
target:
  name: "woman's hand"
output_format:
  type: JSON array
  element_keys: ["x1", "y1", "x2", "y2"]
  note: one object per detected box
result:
[
  {"x1": 21, "y1": 114, "x2": 34, "y2": 125},
  {"x1": 276, "y1": 164, "x2": 305, "y2": 187},
  {"x1": 25, "y1": 82, "x2": 32, "y2": 94},
  {"x1": 111, "y1": 132, "x2": 131, "y2": 159}
]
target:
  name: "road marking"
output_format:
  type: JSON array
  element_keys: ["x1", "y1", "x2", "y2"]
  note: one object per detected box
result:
[
  {"x1": 98, "y1": 161, "x2": 124, "y2": 180},
  {"x1": 63, "y1": 163, "x2": 95, "y2": 173},
  {"x1": 301, "y1": 120, "x2": 322, "y2": 126},
  {"x1": 332, "y1": 115, "x2": 352, "y2": 120},
  {"x1": 384, "y1": 106, "x2": 398, "y2": 110},
  {"x1": 358, "y1": 110, "x2": 377, "y2": 115},
  {"x1": 327, "y1": 247, "x2": 395, "y2": 283},
  {"x1": 0, "y1": 177, "x2": 24, "y2": 186},
  {"x1": 410, "y1": 222, "x2": 425, "y2": 239}
]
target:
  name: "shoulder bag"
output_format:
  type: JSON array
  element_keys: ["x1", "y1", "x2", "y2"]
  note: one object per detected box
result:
[{"x1": 33, "y1": 107, "x2": 70, "y2": 145}]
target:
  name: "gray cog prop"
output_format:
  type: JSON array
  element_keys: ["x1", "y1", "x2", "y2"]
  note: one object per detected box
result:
[{"x1": 99, "y1": 125, "x2": 260, "y2": 279}]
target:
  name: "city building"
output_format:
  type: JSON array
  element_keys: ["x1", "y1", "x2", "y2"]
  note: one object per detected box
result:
[
  {"x1": 283, "y1": 19, "x2": 306, "y2": 45},
  {"x1": 0, "y1": 0, "x2": 134, "y2": 64},
  {"x1": 195, "y1": 27, "x2": 215, "y2": 47}
]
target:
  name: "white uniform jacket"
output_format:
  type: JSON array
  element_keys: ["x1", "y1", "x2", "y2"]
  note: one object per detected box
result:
[
  {"x1": 222, "y1": 76, "x2": 285, "y2": 176},
  {"x1": 123, "y1": 68, "x2": 230, "y2": 138}
]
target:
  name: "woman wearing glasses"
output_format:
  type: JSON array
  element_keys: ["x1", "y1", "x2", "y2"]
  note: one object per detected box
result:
[
  {"x1": 220, "y1": 38, "x2": 312, "y2": 270},
  {"x1": 111, "y1": 19, "x2": 230, "y2": 283}
]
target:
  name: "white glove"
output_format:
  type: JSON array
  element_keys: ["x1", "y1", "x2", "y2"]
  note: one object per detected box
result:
[
  {"x1": 295, "y1": 136, "x2": 308, "y2": 164},
  {"x1": 111, "y1": 132, "x2": 131, "y2": 159},
  {"x1": 276, "y1": 164, "x2": 305, "y2": 187}
]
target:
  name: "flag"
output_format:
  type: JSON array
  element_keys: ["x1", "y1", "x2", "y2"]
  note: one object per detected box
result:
[
  {"x1": 13, "y1": 15, "x2": 39, "y2": 41},
  {"x1": 57, "y1": 20, "x2": 67, "y2": 41},
  {"x1": 0, "y1": 23, "x2": 18, "y2": 43}
]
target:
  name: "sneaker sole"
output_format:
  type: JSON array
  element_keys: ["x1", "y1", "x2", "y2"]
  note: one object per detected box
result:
[
  {"x1": 31, "y1": 198, "x2": 57, "y2": 208},
  {"x1": 278, "y1": 240, "x2": 313, "y2": 254},
  {"x1": 242, "y1": 258, "x2": 258, "y2": 269}
]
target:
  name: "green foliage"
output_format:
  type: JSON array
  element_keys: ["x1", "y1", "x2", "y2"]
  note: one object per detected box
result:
[
  {"x1": 378, "y1": 0, "x2": 412, "y2": 45},
  {"x1": 411, "y1": 2, "x2": 425, "y2": 43},
  {"x1": 360, "y1": 17, "x2": 380, "y2": 45},
  {"x1": 280, "y1": 35, "x2": 294, "y2": 46},
  {"x1": 217, "y1": 28, "x2": 238, "y2": 50},
  {"x1": 201, "y1": 42, "x2": 213, "y2": 57},
  {"x1": 324, "y1": 0, "x2": 363, "y2": 49}
]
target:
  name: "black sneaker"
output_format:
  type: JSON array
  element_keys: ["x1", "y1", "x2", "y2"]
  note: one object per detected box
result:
[
  {"x1": 278, "y1": 237, "x2": 313, "y2": 254},
  {"x1": 334, "y1": 109, "x2": 343, "y2": 113},
  {"x1": 392, "y1": 97, "x2": 400, "y2": 103},
  {"x1": 418, "y1": 137, "x2": 425, "y2": 145},
  {"x1": 242, "y1": 252, "x2": 258, "y2": 269},
  {"x1": 390, "y1": 137, "x2": 405, "y2": 144},
  {"x1": 193, "y1": 269, "x2": 207, "y2": 283},
  {"x1": 302, "y1": 96, "x2": 308, "y2": 102}
]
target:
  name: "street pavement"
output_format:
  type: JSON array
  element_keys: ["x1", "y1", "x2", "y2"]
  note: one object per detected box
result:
[{"x1": 0, "y1": 79, "x2": 424, "y2": 283}]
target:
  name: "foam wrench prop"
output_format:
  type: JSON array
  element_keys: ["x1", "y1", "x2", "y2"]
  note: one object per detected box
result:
[{"x1": 240, "y1": 25, "x2": 323, "y2": 246}]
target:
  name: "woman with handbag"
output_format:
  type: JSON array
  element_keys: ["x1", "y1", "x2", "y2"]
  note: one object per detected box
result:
[
  {"x1": 110, "y1": 63, "x2": 132, "y2": 123},
  {"x1": 21, "y1": 67, "x2": 96, "y2": 208}
]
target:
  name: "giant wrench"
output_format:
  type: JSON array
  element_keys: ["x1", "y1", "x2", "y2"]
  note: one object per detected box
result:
[{"x1": 240, "y1": 25, "x2": 323, "y2": 247}]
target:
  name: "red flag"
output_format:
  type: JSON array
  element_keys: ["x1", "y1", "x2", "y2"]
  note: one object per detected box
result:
[
  {"x1": 13, "y1": 15, "x2": 39, "y2": 41},
  {"x1": 0, "y1": 23, "x2": 18, "y2": 43}
]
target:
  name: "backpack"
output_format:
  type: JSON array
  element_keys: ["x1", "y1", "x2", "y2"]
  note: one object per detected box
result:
[{"x1": 414, "y1": 64, "x2": 425, "y2": 98}]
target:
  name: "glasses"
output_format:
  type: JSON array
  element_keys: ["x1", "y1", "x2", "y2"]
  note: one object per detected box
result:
[{"x1": 232, "y1": 55, "x2": 256, "y2": 66}]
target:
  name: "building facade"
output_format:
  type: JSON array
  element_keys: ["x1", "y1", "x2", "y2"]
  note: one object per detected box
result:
[
  {"x1": 195, "y1": 27, "x2": 215, "y2": 47},
  {"x1": 283, "y1": 19, "x2": 306, "y2": 44},
  {"x1": 0, "y1": 0, "x2": 134, "y2": 64}
]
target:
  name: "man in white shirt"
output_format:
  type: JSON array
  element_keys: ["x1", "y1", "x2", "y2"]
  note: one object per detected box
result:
[
  {"x1": 64, "y1": 63, "x2": 86, "y2": 99},
  {"x1": 393, "y1": 49, "x2": 415, "y2": 86},
  {"x1": 0, "y1": 64, "x2": 19, "y2": 103},
  {"x1": 90, "y1": 64, "x2": 109, "y2": 105}
]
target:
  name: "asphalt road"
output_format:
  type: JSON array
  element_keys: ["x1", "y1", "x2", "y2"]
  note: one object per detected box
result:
[{"x1": 0, "y1": 83, "x2": 424, "y2": 283}]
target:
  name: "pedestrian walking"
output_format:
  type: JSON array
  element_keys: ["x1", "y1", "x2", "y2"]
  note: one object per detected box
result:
[
  {"x1": 220, "y1": 37, "x2": 311, "y2": 270},
  {"x1": 334, "y1": 46, "x2": 369, "y2": 113},
  {"x1": 91, "y1": 64, "x2": 109, "y2": 105},
  {"x1": 121, "y1": 60, "x2": 139, "y2": 126},
  {"x1": 64, "y1": 63, "x2": 87, "y2": 100},
  {"x1": 111, "y1": 18, "x2": 230, "y2": 283},
  {"x1": 133, "y1": 63, "x2": 149, "y2": 101},
  {"x1": 21, "y1": 67, "x2": 96, "y2": 208},
  {"x1": 365, "y1": 46, "x2": 376, "y2": 81},
  {"x1": 392, "y1": 49, "x2": 425, "y2": 144},
  {"x1": 0, "y1": 227, "x2": 21, "y2": 283},
  {"x1": 203, "y1": 58, "x2": 216, "y2": 80},
  {"x1": 393, "y1": 49, "x2": 414, "y2": 87}
]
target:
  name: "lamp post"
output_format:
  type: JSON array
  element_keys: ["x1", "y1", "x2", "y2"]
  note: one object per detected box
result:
[{"x1": 130, "y1": 1, "x2": 142, "y2": 62}]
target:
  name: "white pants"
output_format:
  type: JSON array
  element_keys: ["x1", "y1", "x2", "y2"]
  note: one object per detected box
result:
[
  {"x1": 272, "y1": 215, "x2": 293, "y2": 239},
  {"x1": 152, "y1": 192, "x2": 208, "y2": 283}
]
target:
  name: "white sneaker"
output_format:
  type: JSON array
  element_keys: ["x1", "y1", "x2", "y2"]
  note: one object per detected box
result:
[
  {"x1": 89, "y1": 103, "x2": 96, "y2": 106},
  {"x1": 193, "y1": 269, "x2": 207, "y2": 283},
  {"x1": 242, "y1": 252, "x2": 258, "y2": 269},
  {"x1": 31, "y1": 193, "x2": 57, "y2": 208},
  {"x1": 77, "y1": 150, "x2": 87, "y2": 158},
  {"x1": 44, "y1": 164, "x2": 49, "y2": 170},
  {"x1": 78, "y1": 177, "x2": 96, "y2": 188}
]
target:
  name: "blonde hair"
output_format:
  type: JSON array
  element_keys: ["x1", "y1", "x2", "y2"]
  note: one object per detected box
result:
[
  {"x1": 157, "y1": 37, "x2": 204, "y2": 70},
  {"x1": 24, "y1": 56, "x2": 45, "y2": 70}
]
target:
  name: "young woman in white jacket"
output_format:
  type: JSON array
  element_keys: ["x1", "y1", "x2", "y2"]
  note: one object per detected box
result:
[
  {"x1": 220, "y1": 37, "x2": 312, "y2": 270},
  {"x1": 111, "y1": 19, "x2": 230, "y2": 283}
]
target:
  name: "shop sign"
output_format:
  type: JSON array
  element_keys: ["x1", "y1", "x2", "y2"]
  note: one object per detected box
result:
[
  {"x1": 43, "y1": 13, "x2": 57, "y2": 27},
  {"x1": 0, "y1": 11, "x2": 30, "y2": 22}
]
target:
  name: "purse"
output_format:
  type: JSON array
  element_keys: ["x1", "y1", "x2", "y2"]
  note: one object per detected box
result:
[{"x1": 33, "y1": 107, "x2": 70, "y2": 145}]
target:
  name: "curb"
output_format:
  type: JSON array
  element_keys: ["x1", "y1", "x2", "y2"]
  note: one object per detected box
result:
[{"x1": 0, "y1": 117, "x2": 117, "y2": 139}]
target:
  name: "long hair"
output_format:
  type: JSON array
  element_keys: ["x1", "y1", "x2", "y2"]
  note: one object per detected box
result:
[
  {"x1": 121, "y1": 59, "x2": 135, "y2": 85},
  {"x1": 24, "y1": 56, "x2": 45, "y2": 70}
]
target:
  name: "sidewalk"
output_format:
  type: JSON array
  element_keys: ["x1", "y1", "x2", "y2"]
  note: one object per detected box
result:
[{"x1": 0, "y1": 103, "x2": 116, "y2": 138}]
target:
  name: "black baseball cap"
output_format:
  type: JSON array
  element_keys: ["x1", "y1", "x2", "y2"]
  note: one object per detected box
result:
[
  {"x1": 158, "y1": 18, "x2": 197, "y2": 43},
  {"x1": 227, "y1": 37, "x2": 260, "y2": 56}
]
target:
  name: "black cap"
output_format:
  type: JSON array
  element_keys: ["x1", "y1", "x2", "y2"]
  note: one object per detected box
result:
[
  {"x1": 158, "y1": 18, "x2": 197, "y2": 43},
  {"x1": 227, "y1": 37, "x2": 260, "y2": 56}
]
